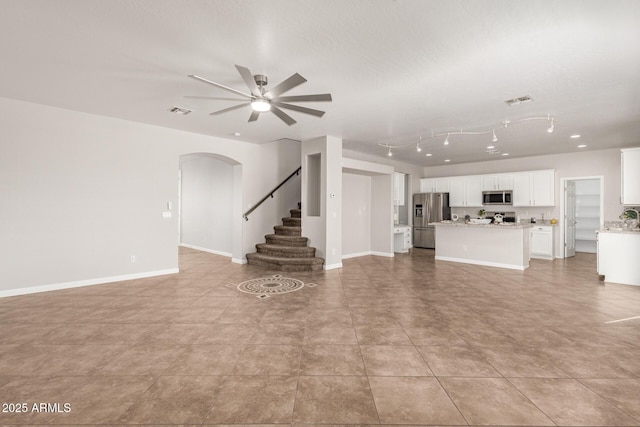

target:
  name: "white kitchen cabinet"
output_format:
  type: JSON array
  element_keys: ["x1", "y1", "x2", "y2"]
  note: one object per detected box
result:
[
  {"x1": 420, "y1": 177, "x2": 450, "y2": 193},
  {"x1": 449, "y1": 176, "x2": 483, "y2": 207},
  {"x1": 598, "y1": 230, "x2": 640, "y2": 286},
  {"x1": 513, "y1": 170, "x2": 555, "y2": 206},
  {"x1": 621, "y1": 148, "x2": 640, "y2": 205},
  {"x1": 393, "y1": 225, "x2": 412, "y2": 253},
  {"x1": 530, "y1": 225, "x2": 554, "y2": 260},
  {"x1": 481, "y1": 174, "x2": 514, "y2": 191},
  {"x1": 394, "y1": 172, "x2": 405, "y2": 206}
]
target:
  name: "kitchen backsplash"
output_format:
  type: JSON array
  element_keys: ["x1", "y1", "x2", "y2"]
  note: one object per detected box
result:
[{"x1": 451, "y1": 206, "x2": 559, "y2": 223}]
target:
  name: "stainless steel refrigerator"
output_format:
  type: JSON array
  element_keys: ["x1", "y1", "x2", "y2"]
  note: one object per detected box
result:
[{"x1": 413, "y1": 193, "x2": 451, "y2": 248}]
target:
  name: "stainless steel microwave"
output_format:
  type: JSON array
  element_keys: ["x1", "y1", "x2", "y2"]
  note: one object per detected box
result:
[{"x1": 482, "y1": 190, "x2": 513, "y2": 205}]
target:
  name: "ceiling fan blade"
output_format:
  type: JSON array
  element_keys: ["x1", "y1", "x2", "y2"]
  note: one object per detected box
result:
[
  {"x1": 188, "y1": 74, "x2": 253, "y2": 99},
  {"x1": 270, "y1": 105, "x2": 297, "y2": 126},
  {"x1": 248, "y1": 110, "x2": 260, "y2": 122},
  {"x1": 264, "y1": 73, "x2": 307, "y2": 98},
  {"x1": 235, "y1": 65, "x2": 261, "y2": 97},
  {"x1": 185, "y1": 95, "x2": 247, "y2": 101},
  {"x1": 273, "y1": 94, "x2": 332, "y2": 103},
  {"x1": 209, "y1": 102, "x2": 250, "y2": 115},
  {"x1": 272, "y1": 102, "x2": 325, "y2": 117}
]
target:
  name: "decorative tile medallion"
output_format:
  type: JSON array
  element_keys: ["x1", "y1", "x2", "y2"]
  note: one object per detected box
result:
[{"x1": 237, "y1": 275, "x2": 305, "y2": 295}]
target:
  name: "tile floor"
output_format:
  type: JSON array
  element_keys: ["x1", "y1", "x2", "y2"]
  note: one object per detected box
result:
[{"x1": 1, "y1": 246, "x2": 640, "y2": 426}]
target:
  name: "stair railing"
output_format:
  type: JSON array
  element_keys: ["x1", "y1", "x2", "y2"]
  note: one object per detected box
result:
[{"x1": 243, "y1": 166, "x2": 301, "y2": 221}]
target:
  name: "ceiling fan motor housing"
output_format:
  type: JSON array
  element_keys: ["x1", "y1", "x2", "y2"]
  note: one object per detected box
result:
[{"x1": 253, "y1": 74, "x2": 268, "y2": 87}]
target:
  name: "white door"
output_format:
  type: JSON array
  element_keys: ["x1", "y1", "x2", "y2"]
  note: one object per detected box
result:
[{"x1": 565, "y1": 180, "x2": 576, "y2": 258}]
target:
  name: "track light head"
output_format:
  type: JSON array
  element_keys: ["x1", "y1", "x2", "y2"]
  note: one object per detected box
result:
[
  {"x1": 547, "y1": 117, "x2": 554, "y2": 133},
  {"x1": 492, "y1": 129, "x2": 498, "y2": 143},
  {"x1": 387, "y1": 146, "x2": 393, "y2": 157},
  {"x1": 444, "y1": 134, "x2": 450, "y2": 145}
]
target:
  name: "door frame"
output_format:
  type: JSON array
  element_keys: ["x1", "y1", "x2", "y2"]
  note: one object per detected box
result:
[{"x1": 559, "y1": 175, "x2": 604, "y2": 258}]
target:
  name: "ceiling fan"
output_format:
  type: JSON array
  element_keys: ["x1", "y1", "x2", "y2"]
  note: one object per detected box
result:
[{"x1": 188, "y1": 65, "x2": 332, "y2": 126}]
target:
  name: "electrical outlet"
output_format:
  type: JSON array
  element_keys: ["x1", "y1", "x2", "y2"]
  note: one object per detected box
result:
[{"x1": 130, "y1": 255, "x2": 136, "y2": 263}]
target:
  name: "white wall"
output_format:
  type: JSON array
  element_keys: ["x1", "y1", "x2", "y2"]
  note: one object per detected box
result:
[
  {"x1": 0, "y1": 97, "x2": 300, "y2": 295},
  {"x1": 424, "y1": 149, "x2": 625, "y2": 222},
  {"x1": 179, "y1": 154, "x2": 233, "y2": 256},
  {"x1": 341, "y1": 173, "x2": 371, "y2": 256}
]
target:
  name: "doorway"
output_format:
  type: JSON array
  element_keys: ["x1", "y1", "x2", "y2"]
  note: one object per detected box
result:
[{"x1": 562, "y1": 176, "x2": 603, "y2": 257}]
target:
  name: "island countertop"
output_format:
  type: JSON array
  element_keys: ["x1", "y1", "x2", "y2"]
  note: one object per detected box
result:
[{"x1": 430, "y1": 221, "x2": 533, "y2": 229}]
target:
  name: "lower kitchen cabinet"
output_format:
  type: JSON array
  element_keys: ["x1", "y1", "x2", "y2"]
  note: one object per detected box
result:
[
  {"x1": 393, "y1": 225, "x2": 412, "y2": 253},
  {"x1": 530, "y1": 225, "x2": 554, "y2": 260}
]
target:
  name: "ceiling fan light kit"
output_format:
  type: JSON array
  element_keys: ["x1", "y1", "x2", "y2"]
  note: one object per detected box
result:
[
  {"x1": 381, "y1": 115, "x2": 556, "y2": 160},
  {"x1": 188, "y1": 65, "x2": 332, "y2": 126}
]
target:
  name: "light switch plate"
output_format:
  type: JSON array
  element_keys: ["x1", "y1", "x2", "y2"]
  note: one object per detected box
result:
[{"x1": 162, "y1": 211, "x2": 172, "y2": 219}]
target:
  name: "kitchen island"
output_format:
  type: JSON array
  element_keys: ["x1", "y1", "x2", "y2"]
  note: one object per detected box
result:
[
  {"x1": 597, "y1": 227, "x2": 640, "y2": 286},
  {"x1": 432, "y1": 221, "x2": 533, "y2": 270}
]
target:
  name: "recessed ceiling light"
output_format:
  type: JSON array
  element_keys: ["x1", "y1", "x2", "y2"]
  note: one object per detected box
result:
[
  {"x1": 233, "y1": 132, "x2": 241, "y2": 136},
  {"x1": 444, "y1": 159, "x2": 451, "y2": 162},
  {"x1": 487, "y1": 145, "x2": 495, "y2": 150},
  {"x1": 425, "y1": 153, "x2": 432, "y2": 157},
  {"x1": 502, "y1": 153, "x2": 510, "y2": 156},
  {"x1": 577, "y1": 144, "x2": 587, "y2": 148},
  {"x1": 570, "y1": 134, "x2": 581, "y2": 139},
  {"x1": 169, "y1": 106, "x2": 192, "y2": 115}
]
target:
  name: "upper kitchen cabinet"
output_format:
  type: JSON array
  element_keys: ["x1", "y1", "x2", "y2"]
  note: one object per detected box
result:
[
  {"x1": 393, "y1": 172, "x2": 406, "y2": 206},
  {"x1": 513, "y1": 170, "x2": 555, "y2": 207},
  {"x1": 481, "y1": 174, "x2": 514, "y2": 191},
  {"x1": 621, "y1": 148, "x2": 640, "y2": 205},
  {"x1": 420, "y1": 177, "x2": 450, "y2": 193},
  {"x1": 449, "y1": 176, "x2": 483, "y2": 207}
]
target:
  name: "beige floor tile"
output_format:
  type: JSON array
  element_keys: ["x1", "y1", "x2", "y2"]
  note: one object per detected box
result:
[
  {"x1": 195, "y1": 323, "x2": 257, "y2": 344},
  {"x1": 205, "y1": 375, "x2": 297, "y2": 424},
  {"x1": 164, "y1": 344, "x2": 243, "y2": 375},
  {"x1": 100, "y1": 344, "x2": 188, "y2": 375},
  {"x1": 118, "y1": 375, "x2": 226, "y2": 424},
  {"x1": 511, "y1": 378, "x2": 640, "y2": 426},
  {"x1": 233, "y1": 345, "x2": 301, "y2": 375},
  {"x1": 303, "y1": 324, "x2": 358, "y2": 344},
  {"x1": 249, "y1": 322, "x2": 305, "y2": 344},
  {"x1": 368, "y1": 376, "x2": 466, "y2": 425},
  {"x1": 440, "y1": 377, "x2": 555, "y2": 425},
  {"x1": 476, "y1": 346, "x2": 570, "y2": 378},
  {"x1": 581, "y1": 378, "x2": 640, "y2": 420},
  {"x1": 360, "y1": 345, "x2": 432, "y2": 376},
  {"x1": 293, "y1": 376, "x2": 379, "y2": 424},
  {"x1": 403, "y1": 325, "x2": 467, "y2": 346},
  {"x1": 299, "y1": 344, "x2": 366, "y2": 375},
  {"x1": 354, "y1": 324, "x2": 412, "y2": 345},
  {"x1": 417, "y1": 345, "x2": 501, "y2": 377}
]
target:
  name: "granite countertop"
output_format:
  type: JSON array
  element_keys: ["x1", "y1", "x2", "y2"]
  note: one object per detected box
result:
[
  {"x1": 431, "y1": 221, "x2": 533, "y2": 229},
  {"x1": 599, "y1": 227, "x2": 640, "y2": 235}
]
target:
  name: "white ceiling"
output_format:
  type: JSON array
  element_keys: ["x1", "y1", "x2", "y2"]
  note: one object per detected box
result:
[{"x1": 1, "y1": 0, "x2": 639, "y2": 166}]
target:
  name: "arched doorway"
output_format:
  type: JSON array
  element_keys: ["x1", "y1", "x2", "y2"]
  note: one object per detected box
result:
[{"x1": 178, "y1": 153, "x2": 243, "y2": 263}]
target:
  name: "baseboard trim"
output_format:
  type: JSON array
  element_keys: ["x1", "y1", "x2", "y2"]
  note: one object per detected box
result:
[
  {"x1": 179, "y1": 243, "x2": 232, "y2": 258},
  {"x1": 371, "y1": 251, "x2": 395, "y2": 257},
  {"x1": 324, "y1": 262, "x2": 343, "y2": 270},
  {"x1": 342, "y1": 251, "x2": 395, "y2": 259},
  {"x1": 0, "y1": 268, "x2": 179, "y2": 298},
  {"x1": 435, "y1": 256, "x2": 528, "y2": 271},
  {"x1": 232, "y1": 258, "x2": 247, "y2": 265}
]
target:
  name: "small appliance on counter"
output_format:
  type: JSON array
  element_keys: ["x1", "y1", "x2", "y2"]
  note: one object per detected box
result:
[
  {"x1": 413, "y1": 192, "x2": 451, "y2": 248},
  {"x1": 485, "y1": 211, "x2": 517, "y2": 224}
]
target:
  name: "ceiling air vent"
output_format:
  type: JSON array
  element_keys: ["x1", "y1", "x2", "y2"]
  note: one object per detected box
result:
[
  {"x1": 169, "y1": 106, "x2": 192, "y2": 115},
  {"x1": 504, "y1": 95, "x2": 533, "y2": 106}
]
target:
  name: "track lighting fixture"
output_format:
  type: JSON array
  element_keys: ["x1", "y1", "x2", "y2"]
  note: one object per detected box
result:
[{"x1": 377, "y1": 114, "x2": 556, "y2": 158}]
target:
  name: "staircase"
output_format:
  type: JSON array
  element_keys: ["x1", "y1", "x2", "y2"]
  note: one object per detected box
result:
[{"x1": 246, "y1": 204, "x2": 324, "y2": 271}]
